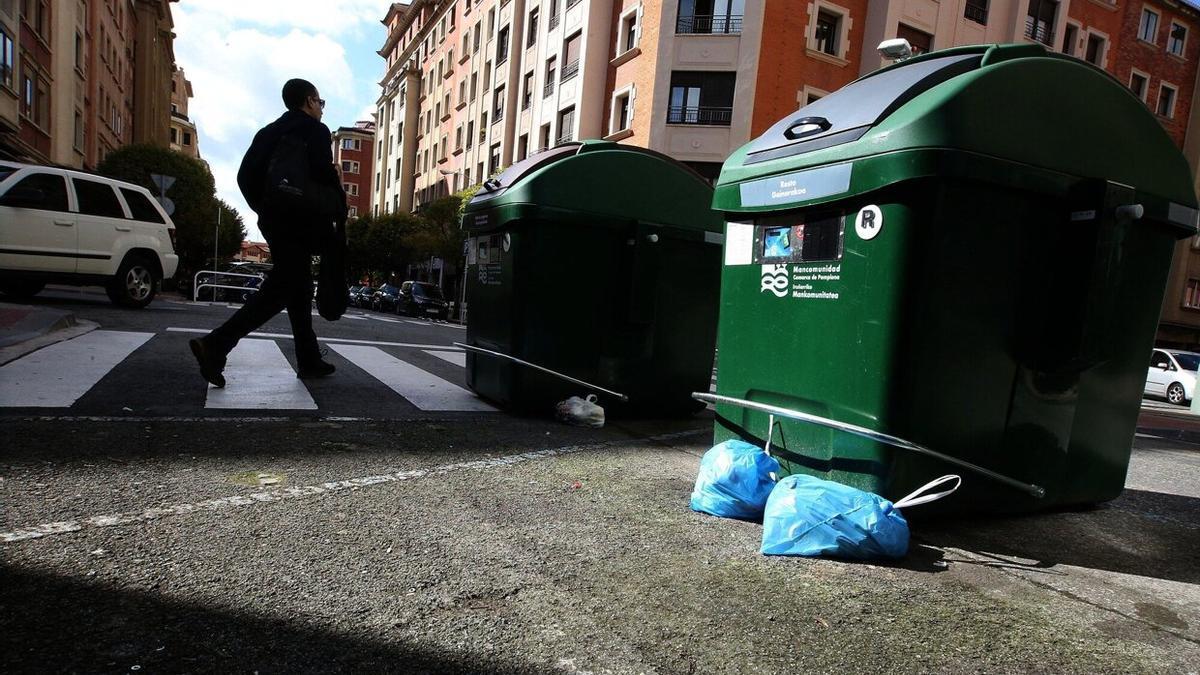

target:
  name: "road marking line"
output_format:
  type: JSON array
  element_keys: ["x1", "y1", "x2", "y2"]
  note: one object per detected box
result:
[
  {"x1": 424, "y1": 349, "x2": 466, "y2": 367},
  {"x1": 0, "y1": 330, "x2": 153, "y2": 407},
  {"x1": 205, "y1": 339, "x2": 317, "y2": 410},
  {"x1": 165, "y1": 327, "x2": 461, "y2": 352},
  {"x1": 328, "y1": 344, "x2": 494, "y2": 411},
  {"x1": 0, "y1": 430, "x2": 705, "y2": 544},
  {"x1": 367, "y1": 315, "x2": 402, "y2": 323}
]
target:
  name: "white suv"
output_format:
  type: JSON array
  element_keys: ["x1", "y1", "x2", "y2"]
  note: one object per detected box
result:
[{"x1": 0, "y1": 161, "x2": 178, "y2": 308}]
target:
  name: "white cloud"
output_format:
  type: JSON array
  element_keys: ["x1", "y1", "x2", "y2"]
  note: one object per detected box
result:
[{"x1": 174, "y1": 0, "x2": 392, "y2": 37}]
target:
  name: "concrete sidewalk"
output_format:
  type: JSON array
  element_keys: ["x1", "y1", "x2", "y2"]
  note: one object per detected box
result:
[{"x1": 0, "y1": 302, "x2": 97, "y2": 365}]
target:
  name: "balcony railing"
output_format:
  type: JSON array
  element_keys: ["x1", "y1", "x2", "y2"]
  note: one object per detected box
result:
[
  {"x1": 560, "y1": 60, "x2": 579, "y2": 82},
  {"x1": 676, "y1": 14, "x2": 742, "y2": 34},
  {"x1": 556, "y1": 133, "x2": 574, "y2": 145},
  {"x1": 963, "y1": 3, "x2": 988, "y2": 25},
  {"x1": 521, "y1": 96, "x2": 531, "y2": 111},
  {"x1": 543, "y1": 80, "x2": 556, "y2": 97},
  {"x1": 548, "y1": 14, "x2": 560, "y2": 31},
  {"x1": 1024, "y1": 17, "x2": 1053, "y2": 45},
  {"x1": 666, "y1": 106, "x2": 733, "y2": 126}
]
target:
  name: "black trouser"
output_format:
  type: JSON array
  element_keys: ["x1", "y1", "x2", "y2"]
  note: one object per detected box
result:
[{"x1": 206, "y1": 220, "x2": 322, "y2": 365}]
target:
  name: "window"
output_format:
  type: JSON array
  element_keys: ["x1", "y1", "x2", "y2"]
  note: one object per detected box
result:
[
  {"x1": 1130, "y1": 71, "x2": 1149, "y2": 101},
  {"x1": 612, "y1": 90, "x2": 632, "y2": 132},
  {"x1": 1085, "y1": 33, "x2": 1106, "y2": 66},
  {"x1": 964, "y1": 0, "x2": 988, "y2": 25},
  {"x1": 340, "y1": 160, "x2": 361, "y2": 174},
  {"x1": 480, "y1": 113, "x2": 488, "y2": 141},
  {"x1": 896, "y1": 24, "x2": 932, "y2": 56},
  {"x1": 441, "y1": 135, "x2": 448, "y2": 159},
  {"x1": 470, "y1": 72, "x2": 478, "y2": 100},
  {"x1": 1169, "y1": 22, "x2": 1188, "y2": 57},
  {"x1": 20, "y1": 68, "x2": 48, "y2": 129},
  {"x1": 522, "y1": 71, "x2": 534, "y2": 109},
  {"x1": 1158, "y1": 83, "x2": 1177, "y2": 118},
  {"x1": 814, "y1": 10, "x2": 840, "y2": 55},
  {"x1": 341, "y1": 138, "x2": 361, "y2": 150},
  {"x1": 483, "y1": 60, "x2": 492, "y2": 88},
  {"x1": 667, "y1": 71, "x2": 735, "y2": 125},
  {"x1": 1025, "y1": 0, "x2": 1057, "y2": 45},
  {"x1": 343, "y1": 182, "x2": 359, "y2": 196},
  {"x1": 497, "y1": 25, "x2": 510, "y2": 63},
  {"x1": 676, "y1": 0, "x2": 743, "y2": 34},
  {"x1": 120, "y1": 189, "x2": 166, "y2": 223},
  {"x1": 557, "y1": 106, "x2": 575, "y2": 143},
  {"x1": 467, "y1": 120, "x2": 475, "y2": 148},
  {"x1": 74, "y1": 110, "x2": 83, "y2": 150},
  {"x1": 488, "y1": 8, "x2": 496, "y2": 38},
  {"x1": 0, "y1": 172, "x2": 68, "y2": 211},
  {"x1": 456, "y1": 126, "x2": 463, "y2": 150},
  {"x1": 489, "y1": 142, "x2": 501, "y2": 174},
  {"x1": 1062, "y1": 23, "x2": 1078, "y2": 56},
  {"x1": 0, "y1": 28, "x2": 12, "y2": 89},
  {"x1": 527, "y1": 8, "x2": 539, "y2": 47},
  {"x1": 462, "y1": 33, "x2": 470, "y2": 57},
  {"x1": 562, "y1": 32, "x2": 581, "y2": 81},
  {"x1": 348, "y1": 206, "x2": 358, "y2": 218},
  {"x1": 170, "y1": 127, "x2": 178, "y2": 144},
  {"x1": 518, "y1": 133, "x2": 529, "y2": 161},
  {"x1": 622, "y1": 11, "x2": 639, "y2": 51},
  {"x1": 75, "y1": 32, "x2": 84, "y2": 71},
  {"x1": 473, "y1": 22, "x2": 481, "y2": 52},
  {"x1": 544, "y1": 57, "x2": 557, "y2": 96},
  {"x1": 183, "y1": 132, "x2": 192, "y2": 146},
  {"x1": 1184, "y1": 281, "x2": 1200, "y2": 309},
  {"x1": 73, "y1": 179, "x2": 126, "y2": 218},
  {"x1": 1139, "y1": 8, "x2": 1159, "y2": 43}
]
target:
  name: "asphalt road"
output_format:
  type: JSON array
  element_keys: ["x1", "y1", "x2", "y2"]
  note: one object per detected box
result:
[{"x1": 2, "y1": 288, "x2": 1199, "y2": 673}]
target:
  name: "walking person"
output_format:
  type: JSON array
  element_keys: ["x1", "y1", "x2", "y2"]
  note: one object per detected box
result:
[{"x1": 190, "y1": 78, "x2": 346, "y2": 387}]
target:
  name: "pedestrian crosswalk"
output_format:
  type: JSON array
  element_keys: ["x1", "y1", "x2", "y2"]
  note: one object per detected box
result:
[{"x1": 0, "y1": 329, "x2": 490, "y2": 416}]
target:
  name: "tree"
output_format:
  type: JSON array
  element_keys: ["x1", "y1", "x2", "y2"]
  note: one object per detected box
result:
[
  {"x1": 97, "y1": 144, "x2": 244, "y2": 276},
  {"x1": 412, "y1": 195, "x2": 466, "y2": 263},
  {"x1": 344, "y1": 212, "x2": 420, "y2": 284}
]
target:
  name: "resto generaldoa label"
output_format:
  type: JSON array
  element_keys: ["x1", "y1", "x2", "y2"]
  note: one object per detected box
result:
[{"x1": 739, "y1": 163, "x2": 852, "y2": 208}]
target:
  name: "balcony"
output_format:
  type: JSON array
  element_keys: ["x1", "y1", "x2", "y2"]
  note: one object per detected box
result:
[
  {"x1": 548, "y1": 14, "x2": 560, "y2": 31},
  {"x1": 556, "y1": 133, "x2": 574, "y2": 145},
  {"x1": 543, "y1": 80, "x2": 556, "y2": 97},
  {"x1": 676, "y1": 14, "x2": 742, "y2": 35},
  {"x1": 963, "y1": 3, "x2": 988, "y2": 25},
  {"x1": 666, "y1": 106, "x2": 732, "y2": 126},
  {"x1": 560, "y1": 60, "x2": 579, "y2": 82},
  {"x1": 1024, "y1": 17, "x2": 1053, "y2": 45}
]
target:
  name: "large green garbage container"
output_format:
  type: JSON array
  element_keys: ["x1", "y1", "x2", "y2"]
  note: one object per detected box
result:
[
  {"x1": 462, "y1": 140, "x2": 724, "y2": 415},
  {"x1": 706, "y1": 44, "x2": 1198, "y2": 512}
]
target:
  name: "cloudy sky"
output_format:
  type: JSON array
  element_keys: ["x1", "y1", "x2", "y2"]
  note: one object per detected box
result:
[{"x1": 173, "y1": 1, "x2": 392, "y2": 241}]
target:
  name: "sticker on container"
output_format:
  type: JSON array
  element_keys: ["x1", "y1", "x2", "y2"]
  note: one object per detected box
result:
[
  {"x1": 725, "y1": 222, "x2": 754, "y2": 265},
  {"x1": 761, "y1": 264, "x2": 789, "y2": 298},
  {"x1": 855, "y1": 205, "x2": 883, "y2": 241}
]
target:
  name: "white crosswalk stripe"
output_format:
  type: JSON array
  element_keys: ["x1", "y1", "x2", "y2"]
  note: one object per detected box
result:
[
  {"x1": 205, "y1": 339, "x2": 318, "y2": 410},
  {"x1": 425, "y1": 349, "x2": 467, "y2": 367},
  {"x1": 0, "y1": 330, "x2": 153, "y2": 407},
  {"x1": 328, "y1": 343, "x2": 495, "y2": 412}
]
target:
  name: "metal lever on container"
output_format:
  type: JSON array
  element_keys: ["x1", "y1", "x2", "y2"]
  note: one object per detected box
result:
[
  {"x1": 1114, "y1": 204, "x2": 1144, "y2": 223},
  {"x1": 456, "y1": 342, "x2": 630, "y2": 402},
  {"x1": 784, "y1": 116, "x2": 832, "y2": 140},
  {"x1": 693, "y1": 392, "x2": 1046, "y2": 498}
]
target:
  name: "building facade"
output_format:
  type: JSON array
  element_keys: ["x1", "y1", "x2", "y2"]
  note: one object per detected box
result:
[
  {"x1": 0, "y1": 0, "x2": 176, "y2": 168},
  {"x1": 169, "y1": 65, "x2": 199, "y2": 158},
  {"x1": 332, "y1": 120, "x2": 376, "y2": 219}
]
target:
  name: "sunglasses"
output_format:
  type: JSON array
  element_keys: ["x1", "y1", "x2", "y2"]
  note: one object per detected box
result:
[{"x1": 310, "y1": 96, "x2": 326, "y2": 109}]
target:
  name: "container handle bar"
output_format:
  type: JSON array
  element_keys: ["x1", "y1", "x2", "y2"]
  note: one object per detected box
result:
[
  {"x1": 692, "y1": 392, "x2": 1045, "y2": 498},
  {"x1": 455, "y1": 343, "x2": 630, "y2": 403}
]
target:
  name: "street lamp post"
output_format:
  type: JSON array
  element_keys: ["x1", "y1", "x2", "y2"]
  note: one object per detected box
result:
[{"x1": 213, "y1": 205, "x2": 221, "y2": 301}]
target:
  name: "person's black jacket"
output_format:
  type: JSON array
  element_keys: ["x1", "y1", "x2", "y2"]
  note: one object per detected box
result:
[{"x1": 237, "y1": 109, "x2": 346, "y2": 225}]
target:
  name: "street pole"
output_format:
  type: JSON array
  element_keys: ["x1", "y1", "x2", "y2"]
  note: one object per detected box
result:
[{"x1": 213, "y1": 206, "x2": 220, "y2": 301}]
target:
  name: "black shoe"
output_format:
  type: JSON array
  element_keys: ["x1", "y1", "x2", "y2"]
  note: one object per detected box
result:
[
  {"x1": 297, "y1": 359, "x2": 336, "y2": 379},
  {"x1": 189, "y1": 338, "x2": 226, "y2": 388}
]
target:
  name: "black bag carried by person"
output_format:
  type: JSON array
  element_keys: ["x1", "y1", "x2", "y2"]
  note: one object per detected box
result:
[
  {"x1": 316, "y1": 220, "x2": 348, "y2": 321},
  {"x1": 262, "y1": 133, "x2": 314, "y2": 216}
]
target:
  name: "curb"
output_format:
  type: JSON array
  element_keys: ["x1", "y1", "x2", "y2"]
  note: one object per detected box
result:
[
  {"x1": 1136, "y1": 426, "x2": 1200, "y2": 445},
  {"x1": 0, "y1": 317, "x2": 100, "y2": 366}
]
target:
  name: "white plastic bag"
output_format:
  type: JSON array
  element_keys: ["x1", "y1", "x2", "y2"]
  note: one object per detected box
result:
[{"x1": 555, "y1": 394, "x2": 605, "y2": 428}]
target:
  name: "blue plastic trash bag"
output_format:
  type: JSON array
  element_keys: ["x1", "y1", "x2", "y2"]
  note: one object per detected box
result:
[
  {"x1": 760, "y1": 474, "x2": 961, "y2": 559},
  {"x1": 690, "y1": 440, "x2": 781, "y2": 520}
]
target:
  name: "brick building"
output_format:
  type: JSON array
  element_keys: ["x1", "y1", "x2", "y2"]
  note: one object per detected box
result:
[
  {"x1": 0, "y1": 0, "x2": 177, "y2": 169},
  {"x1": 332, "y1": 120, "x2": 376, "y2": 220},
  {"x1": 169, "y1": 65, "x2": 199, "y2": 158}
]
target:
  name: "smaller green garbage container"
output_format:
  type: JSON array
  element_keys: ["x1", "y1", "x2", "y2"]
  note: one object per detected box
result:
[
  {"x1": 462, "y1": 140, "x2": 724, "y2": 415},
  {"x1": 706, "y1": 44, "x2": 1198, "y2": 512}
]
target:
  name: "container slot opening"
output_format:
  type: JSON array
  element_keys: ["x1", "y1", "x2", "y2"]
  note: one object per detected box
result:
[{"x1": 753, "y1": 213, "x2": 844, "y2": 263}]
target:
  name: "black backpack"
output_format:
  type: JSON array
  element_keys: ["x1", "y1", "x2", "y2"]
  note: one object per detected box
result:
[{"x1": 262, "y1": 133, "x2": 315, "y2": 216}]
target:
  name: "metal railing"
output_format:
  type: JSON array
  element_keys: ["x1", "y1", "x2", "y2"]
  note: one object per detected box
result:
[
  {"x1": 192, "y1": 270, "x2": 263, "y2": 302},
  {"x1": 963, "y1": 3, "x2": 988, "y2": 24},
  {"x1": 566, "y1": 0, "x2": 582, "y2": 8},
  {"x1": 666, "y1": 105, "x2": 733, "y2": 126},
  {"x1": 543, "y1": 79, "x2": 556, "y2": 97},
  {"x1": 556, "y1": 133, "x2": 574, "y2": 145},
  {"x1": 560, "y1": 60, "x2": 579, "y2": 82},
  {"x1": 676, "y1": 14, "x2": 742, "y2": 34},
  {"x1": 1024, "y1": 17, "x2": 1052, "y2": 45},
  {"x1": 548, "y1": 14, "x2": 560, "y2": 31}
]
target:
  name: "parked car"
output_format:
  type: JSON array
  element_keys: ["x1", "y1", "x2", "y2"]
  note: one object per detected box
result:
[
  {"x1": 348, "y1": 285, "x2": 363, "y2": 305},
  {"x1": 0, "y1": 160, "x2": 179, "y2": 307},
  {"x1": 1145, "y1": 348, "x2": 1199, "y2": 405},
  {"x1": 372, "y1": 283, "x2": 403, "y2": 312},
  {"x1": 352, "y1": 286, "x2": 377, "y2": 308},
  {"x1": 399, "y1": 280, "x2": 450, "y2": 320}
]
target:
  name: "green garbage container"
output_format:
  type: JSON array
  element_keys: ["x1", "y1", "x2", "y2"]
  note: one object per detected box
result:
[
  {"x1": 461, "y1": 140, "x2": 724, "y2": 415},
  {"x1": 704, "y1": 44, "x2": 1199, "y2": 512}
]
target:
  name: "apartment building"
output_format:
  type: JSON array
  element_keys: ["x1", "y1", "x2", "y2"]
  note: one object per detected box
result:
[
  {"x1": 169, "y1": 66, "x2": 199, "y2": 158},
  {"x1": 0, "y1": 0, "x2": 176, "y2": 168},
  {"x1": 332, "y1": 120, "x2": 376, "y2": 219}
]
